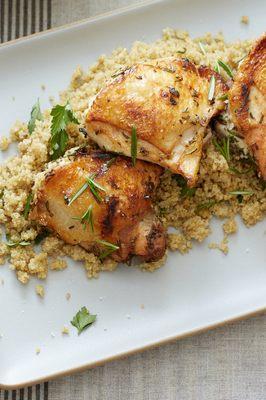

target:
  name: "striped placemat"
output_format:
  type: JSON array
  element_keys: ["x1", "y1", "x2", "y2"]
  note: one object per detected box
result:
[
  {"x1": 0, "y1": 0, "x2": 51, "y2": 43},
  {"x1": 0, "y1": 2, "x2": 51, "y2": 396},
  {"x1": 0, "y1": 383, "x2": 49, "y2": 400}
]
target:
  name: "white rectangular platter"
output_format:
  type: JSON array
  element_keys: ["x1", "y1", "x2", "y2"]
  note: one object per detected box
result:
[{"x1": 0, "y1": 0, "x2": 265, "y2": 389}]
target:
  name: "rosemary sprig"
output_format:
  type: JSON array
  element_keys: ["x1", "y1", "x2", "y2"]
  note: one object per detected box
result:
[
  {"x1": 97, "y1": 239, "x2": 119, "y2": 261},
  {"x1": 68, "y1": 175, "x2": 106, "y2": 206},
  {"x1": 217, "y1": 93, "x2": 228, "y2": 101},
  {"x1": 217, "y1": 60, "x2": 233, "y2": 79},
  {"x1": 72, "y1": 204, "x2": 94, "y2": 232},
  {"x1": 212, "y1": 137, "x2": 230, "y2": 163},
  {"x1": 229, "y1": 190, "x2": 254, "y2": 204},
  {"x1": 198, "y1": 42, "x2": 206, "y2": 55},
  {"x1": 68, "y1": 181, "x2": 90, "y2": 206},
  {"x1": 131, "y1": 126, "x2": 137, "y2": 166},
  {"x1": 23, "y1": 193, "x2": 33, "y2": 219},
  {"x1": 196, "y1": 200, "x2": 217, "y2": 212},
  {"x1": 208, "y1": 75, "x2": 216, "y2": 101}
]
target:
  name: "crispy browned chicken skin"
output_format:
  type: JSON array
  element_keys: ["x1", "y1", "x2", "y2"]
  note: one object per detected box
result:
[
  {"x1": 31, "y1": 149, "x2": 166, "y2": 262},
  {"x1": 229, "y1": 34, "x2": 266, "y2": 179},
  {"x1": 86, "y1": 58, "x2": 228, "y2": 186}
]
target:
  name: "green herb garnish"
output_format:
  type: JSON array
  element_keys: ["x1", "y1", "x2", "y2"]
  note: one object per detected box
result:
[
  {"x1": 23, "y1": 193, "x2": 33, "y2": 219},
  {"x1": 72, "y1": 204, "x2": 94, "y2": 232},
  {"x1": 131, "y1": 126, "x2": 137, "y2": 166},
  {"x1": 208, "y1": 75, "x2": 216, "y2": 101},
  {"x1": 68, "y1": 181, "x2": 90, "y2": 206},
  {"x1": 174, "y1": 175, "x2": 196, "y2": 198},
  {"x1": 217, "y1": 93, "x2": 229, "y2": 101},
  {"x1": 50, "y1": 103, "x2": 79, "y2": 160},
  {"x1": 6, "y1": 240, "x2": 31, "y2": 247},
  {"x1": 177, "y1": 48, "x2": 186, "y2": 54},
  {"x1": 28, "y1": 99, "x2": 43, "y2": 134},
  {"x1": 71, "y1": 306, "x2": 96, "y2": 334},
  {"x1": 68, "y1": 175, "x2": 106, "y2": 206},
  {"x1": 214, "y1": 62, "x2": 220, "y2": 74},
  {"x1": 228, "y1": 190, "x2": 253, "y2": 196},
  {"x1": 196, "y1": 200, "x2": 217, "y2": 212},
  {"x1": 229, "y1": 190, "x2": 253, "y2": 204},
  {"x1": 198, "y1": 42, "x2": 206, "y2": 55},
  {"x1": 217, "y1": 60, "x2": 233, "y2": 79},
  {"x1": 212, "y1": 136, "x2": 230, "y2": 163},
  {"x1": 97, "y1": 239, "x2": 119, "y2": 261}
]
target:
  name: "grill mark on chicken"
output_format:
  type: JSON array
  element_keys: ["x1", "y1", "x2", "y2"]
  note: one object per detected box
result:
[{"x1": 102, "y1": 196, "x2": 119, "y2": 235}]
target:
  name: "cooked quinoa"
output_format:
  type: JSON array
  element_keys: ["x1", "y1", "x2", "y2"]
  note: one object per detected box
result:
[{"x1": 0, "y1": 29, "x2": 265, "y2": 284}]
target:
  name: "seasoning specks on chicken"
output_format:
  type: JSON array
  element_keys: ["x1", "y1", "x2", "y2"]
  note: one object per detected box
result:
[
  {"x1": 30, "y1": 149, "x2": 166, "y2": 262},
  {"x1": 229, "y1": 34, "x2": 266, "y2": 179},
  {"x1": 86, "y1": 57, "x2": 228, "y2": 186}
]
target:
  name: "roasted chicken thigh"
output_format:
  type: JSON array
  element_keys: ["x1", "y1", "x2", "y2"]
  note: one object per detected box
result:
[
  {"x1": 86, "y1": 58, "x2": 228, "y2": 185},
  {"x1": 229, "y1": 34, "x2": 266, "y2": 179},
  {"x1": 31, "y1": 149, "x2": 166, "y2": 262}
]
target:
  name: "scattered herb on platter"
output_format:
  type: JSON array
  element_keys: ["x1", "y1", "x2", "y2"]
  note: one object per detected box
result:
[
  {"x1": 71, "y1": 307, "x2": 97, "y2": 334},
  {"x1": 217, "y1": 60, "x2": 234, "y2": 79},
  {"x1": 50, "y1": 103, "x2": 79, "y2": 160},
  {"x1": 23, "y1": 193, "x2": 33, "y2": 219},
  {"x1": 217, "y1": 93, "x2": 228, "y2": 101},
  {"x1": 6, "y1": 234, "x2": 31, "y2": 248},
  {"x1": 213, "y1": 136, "x2": 255, "y2": 175},
  {"x1": 214, "y1": 62, "x2": 220, "y2": 74},
  {"x1": 196, "y1": 200, "x2": 217, "y2": 212},
  {"x1": 131, "y1": 126, "x2": 137, "y2": 166},
  {"x1": 208, "y1": 75, "x2": 216, "y2": 101},
  {"x1": 72, "y1": 204, "x2": 94, "y2": 232},
  {"x1": 198, "y1": 42, "x2": 206, "y2": 55},
  {"x1": 28, "y1": 99, "x2": 43, "y2": 134},
  {"x1": 229, "y1": 190, "x2": 254, "y2": 204},
  {"x1": 177, "y1": 48, "x2": 186, "y2": 54},
  {"x1": 174, "y1": 175, "x2": 196, "y2": 198},
  {"x1": 212, "y1": 136, "x2": 230, "y2": 163},
  {"x1": 97, "y1": 239, "x2": 120, "y2": 261}
]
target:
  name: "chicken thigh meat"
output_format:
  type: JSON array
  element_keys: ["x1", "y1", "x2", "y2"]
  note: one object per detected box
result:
[
  {"x1": 86, "y1": 58, "x2": 228, "y2": 185},
  {"x1": 229, "y1": 34, "x2": 266, "y2": 179},
  {"x1": 31, "y1": 149, "x2": 166, "y2": 262}
]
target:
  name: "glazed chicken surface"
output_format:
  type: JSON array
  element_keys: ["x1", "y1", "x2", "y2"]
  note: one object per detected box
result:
[
  {"x1": 229, "y1": 34, "x2": 266, "y2": 179},
  {"x1": 86, "y1": 58, "x2": 228, "y2": 186},
  {"x1": 31, "y1": 149, "x2": 166, "y2": 262}
]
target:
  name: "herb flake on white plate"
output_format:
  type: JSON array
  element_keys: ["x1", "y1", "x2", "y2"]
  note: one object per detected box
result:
[
  {"x1": 208, "y1": 75, "x2": 216, "y2": 101},
  {"x1": 71, "y1": 306, "x2": 97, "y2": 334},
  {"x1": 23, "y1": 193, "x2": 33, "y2": 219},
  {"x1": 50, "y1": 103, "x2": 79, "y2": 160},
  {"x1": 131, "y1": 126, "x2": 137, "y2": 166},
  {"x1": 217, "y1": 60, "x2": 234, "y2": 79},
  {"x1": 28, "y1": 99, "x2": 43, "y2": 134},
  {"x1": 97, "y1": 239, "x2": 120, "y2": 261}
]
